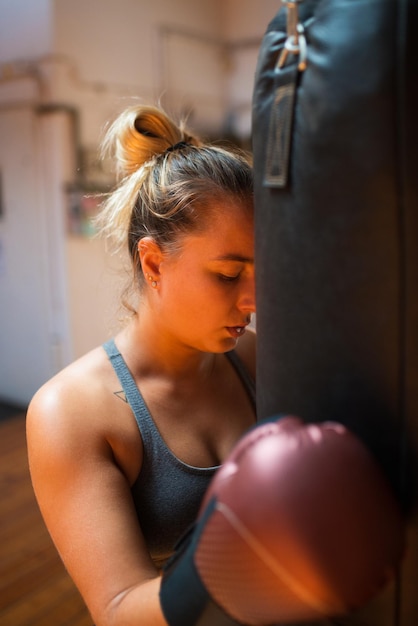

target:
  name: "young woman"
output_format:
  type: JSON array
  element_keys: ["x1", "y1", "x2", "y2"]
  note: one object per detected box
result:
[{"x1": 27, "y1": 104, "x2": 256, "y2": 625}]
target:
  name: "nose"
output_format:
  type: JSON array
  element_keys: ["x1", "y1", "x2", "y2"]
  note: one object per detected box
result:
[{"x1": 238, "y1": 272, "x2": 256, "y2": 314}]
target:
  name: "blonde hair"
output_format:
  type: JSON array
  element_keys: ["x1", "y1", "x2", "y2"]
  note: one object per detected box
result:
[{"x1": 96, "y1": 104, "x2": 253, "y2": 289}]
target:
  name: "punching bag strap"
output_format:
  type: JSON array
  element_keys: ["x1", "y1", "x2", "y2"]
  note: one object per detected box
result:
[
  {"x1": 278, "y1": 0, "x2": 308, "y2": 71},
  {"x1": 265, "y1": 0, "x2": 307, "y2": 189}
]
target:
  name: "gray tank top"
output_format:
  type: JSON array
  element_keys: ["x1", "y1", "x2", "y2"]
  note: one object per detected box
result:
[{"x1": 103, "y1": 338, "x2": 256, "y2": 569}]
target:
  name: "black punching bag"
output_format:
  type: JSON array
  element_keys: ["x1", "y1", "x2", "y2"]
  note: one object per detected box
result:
[{"x1": 252, "y1": 0, "x2": 418, "y2": 624}]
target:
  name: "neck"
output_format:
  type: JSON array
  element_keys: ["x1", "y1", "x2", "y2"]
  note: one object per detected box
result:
[{"x1": 116, "y1": 313, "x2": 217, "y2": 384}]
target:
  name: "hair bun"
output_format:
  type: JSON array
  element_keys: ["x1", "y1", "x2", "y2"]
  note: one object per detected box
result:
[{"x1": 102, "y1": 105, "x2": 199, "y2": 179}]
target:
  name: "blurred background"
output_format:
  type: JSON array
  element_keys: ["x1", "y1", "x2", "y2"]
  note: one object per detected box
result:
[
  {"x1": 0, "y1": 2, "x2": 280, "y2": 624},
  {"x1": 0, "y1": 0, "x2": 280, "y2": 408}
]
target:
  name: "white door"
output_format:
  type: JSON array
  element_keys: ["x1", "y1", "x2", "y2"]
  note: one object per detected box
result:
[{"x1": 0, "y1": 107, "x2": 72, "y2": 405}]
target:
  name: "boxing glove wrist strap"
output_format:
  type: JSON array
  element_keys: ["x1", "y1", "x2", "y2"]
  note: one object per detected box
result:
[{"x1": 160, "y1": 498, "x2": 243, "y2": 626}]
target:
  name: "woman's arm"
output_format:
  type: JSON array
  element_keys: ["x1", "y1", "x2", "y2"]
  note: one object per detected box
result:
[{"x1": 26, "y1": 378, "x2": 167, "y2": 626}]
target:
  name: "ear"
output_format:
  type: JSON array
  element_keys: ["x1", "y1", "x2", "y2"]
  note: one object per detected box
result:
[{"x1": 138, "y1": 237, "x2": 163, "y2": 282}]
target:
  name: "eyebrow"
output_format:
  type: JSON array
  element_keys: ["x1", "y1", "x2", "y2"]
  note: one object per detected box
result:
[{"x1": 212, "y1": 254, "x2": 254, "y2": 264}]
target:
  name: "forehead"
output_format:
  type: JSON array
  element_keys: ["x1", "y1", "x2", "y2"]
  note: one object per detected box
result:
[{"x1": 183, "y1": 203, "x2": 254, "y2": 260}]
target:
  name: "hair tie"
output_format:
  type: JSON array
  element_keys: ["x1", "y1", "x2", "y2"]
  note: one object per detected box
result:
[{"x1": 165, "y1": 141, "x2": 190, "y2": 154}]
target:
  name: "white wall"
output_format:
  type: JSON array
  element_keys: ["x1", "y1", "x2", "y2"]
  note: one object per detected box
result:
[
  {"x1": 49, "y1": 0, "x2": 282, "y2": 144},
  {"x1": 66, "y1": 236, "x2": 130, "y2": 357},
  {"x1": 0, "y1": 0, "x2": 283, "y2": 396},
  {"x1": 221, "y1": 0, "x2": 280, "y2": 41},
  {"x1": 221, "y1": 0, "x2": 282, "y2": 139},
  {"x1": 51, "y1": 0, "x2": 228, "y2": 143},
  {"x1": 0, "y1": 0, "x2": 53, "y2": 60},
  {"x1": 0, "y1": 107, "x2": 73, "y2": 404}
]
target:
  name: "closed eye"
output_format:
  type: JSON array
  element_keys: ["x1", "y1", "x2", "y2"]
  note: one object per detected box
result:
[{"x1": 218, "y1": 273, "x2": 240, "y2": 283}]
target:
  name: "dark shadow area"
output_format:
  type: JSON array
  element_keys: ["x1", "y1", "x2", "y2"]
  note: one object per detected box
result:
[{"x1": 0, "y1": 400, "x2": 27, "y2": 422}]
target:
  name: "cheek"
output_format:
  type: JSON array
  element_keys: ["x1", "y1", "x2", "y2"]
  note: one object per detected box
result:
[
  {"x1": 162, "y1": 264, "x2": 232, "y2": 321},
  {"x1": 163, "y1": 278, "x2": 204, "y2": 317},
  {"x1": 173, "y1": 280, "x2": 225, "y2": 324}
]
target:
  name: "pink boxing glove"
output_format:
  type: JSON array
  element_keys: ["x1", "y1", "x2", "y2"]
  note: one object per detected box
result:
[{"x1": 161, "y1": 416, "x2": 405, "y2": 625}]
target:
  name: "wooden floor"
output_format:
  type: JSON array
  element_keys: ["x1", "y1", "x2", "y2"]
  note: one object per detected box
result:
[{"x1": 0, "y1": 414, "x2": 94, "y2": 626}]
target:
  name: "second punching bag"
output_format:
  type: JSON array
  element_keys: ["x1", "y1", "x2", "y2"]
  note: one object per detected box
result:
[{"x1": 252, "y1": 0, "x2": 418, "y2": 624}]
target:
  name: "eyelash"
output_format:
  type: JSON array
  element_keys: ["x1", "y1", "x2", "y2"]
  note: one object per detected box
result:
[{"x1": 218, "y1": 273, "x2": 240, "y2": 283}]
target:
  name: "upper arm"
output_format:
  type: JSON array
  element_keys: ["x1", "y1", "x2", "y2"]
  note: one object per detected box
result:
[{"x1": 26, "y1": 380, "x2": 164, "y2": 626}]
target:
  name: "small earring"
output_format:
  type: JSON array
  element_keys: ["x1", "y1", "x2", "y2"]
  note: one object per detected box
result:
[{"x1": 147, "y1": 274, "x2": 158, "y2": 288}]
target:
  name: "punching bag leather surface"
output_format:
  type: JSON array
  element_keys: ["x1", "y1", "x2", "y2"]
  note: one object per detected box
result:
[{"x1": 252, "y1": 0, "x2": 418, "y2": 624}]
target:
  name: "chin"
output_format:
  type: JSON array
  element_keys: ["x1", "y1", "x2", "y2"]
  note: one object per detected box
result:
[
  {"x1": 216, "y1": 336, "x2": 238, "y2": 353},
  {"x1": 195, "y1": 333, "x2": 238, "y2": 354}
]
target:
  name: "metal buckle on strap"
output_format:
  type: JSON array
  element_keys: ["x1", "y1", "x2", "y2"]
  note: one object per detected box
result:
[{"x1": 277, "y1": 0, "x2": 307, "y2": 72}]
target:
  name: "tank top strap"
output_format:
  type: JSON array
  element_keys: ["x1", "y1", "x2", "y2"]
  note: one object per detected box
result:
[
  {"x1": 103, "y1": 339, "x2": 256, "y2": 433},
  {"x1": 102, "y1": 338, "x2": 155, "y2": 447},
  {"x1": 225, "y1": 349, "x2": 256, "y2": 411}
]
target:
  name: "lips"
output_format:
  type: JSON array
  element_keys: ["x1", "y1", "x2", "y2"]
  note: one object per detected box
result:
[{"x1": 226, "y1": 326, "x2": 246, "y2": 338}]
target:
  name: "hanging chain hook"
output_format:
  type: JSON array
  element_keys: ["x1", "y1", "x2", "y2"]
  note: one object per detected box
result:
[{"x1": 277, "y1": 0, "x2": 307, "y2": 71}]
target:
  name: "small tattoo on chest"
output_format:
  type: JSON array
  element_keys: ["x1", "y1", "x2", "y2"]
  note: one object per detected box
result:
[{"x1": 114, "y1": 390, "x2": 128, "y2": 403}]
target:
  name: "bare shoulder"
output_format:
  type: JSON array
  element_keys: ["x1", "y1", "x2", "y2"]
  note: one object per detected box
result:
[
  {"x1": 27, "y1": 345, "x2": 113, "y2": 440},
  {"x1": 25, "y1": 342, "x2": 137, "y2": 481},
  {"x1": 235, "y1": 326, "x2": 256, "y2": 380},
  {"x1": 27, "y1": 341, "x2": 144, "y2": 485}
]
